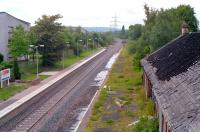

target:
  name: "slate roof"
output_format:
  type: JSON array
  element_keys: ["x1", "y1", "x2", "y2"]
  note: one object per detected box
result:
[
  {"x1": 141, "y1": 33, "x2": 200, "y2": 132},
  {"x1": 0, "y1": 12, "x2": 30, "y2": 25}
]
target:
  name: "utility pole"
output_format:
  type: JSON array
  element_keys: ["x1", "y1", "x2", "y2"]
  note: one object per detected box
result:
[
  {"x1": 86, "y1": 31, "x2": 88, "y2": 51},
  {"x1": 62, "y1": 48, "x2": 64, "y2": 69},
  {"x1": 111, "y1": 13, "x2": 120, "y2": 33},
  {"x1": 30, "y1": 45, "x2": 44, "y2": 78}
]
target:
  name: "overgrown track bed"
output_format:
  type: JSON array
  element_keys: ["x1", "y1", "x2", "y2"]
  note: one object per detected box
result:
[
  {"x1": 85, "y1": 44, "x2": 155, "y2": 132},
  {"x1": 0, "y1": 41, "x2": 122, "y2": 132}
]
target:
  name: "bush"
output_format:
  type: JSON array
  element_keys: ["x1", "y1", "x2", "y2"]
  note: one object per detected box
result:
[
  {"x1": 127, "y1": 40, "x2": 137, "y2": 54},
  {"x1": 0, "y1": 53, "x2": 4, "y2": 63},
  {"x1": 132, "y1": 117, "x2": 159, "y2": 132},
  {"x1": 133, "y1": 52, "x2": 143, "y2": 69},
  {"x1": 13, "y1": 59, "x2": 21, "y2": 80},
  {"x1": 0, "y1": 62, "x2": 12, "y2": 70}
]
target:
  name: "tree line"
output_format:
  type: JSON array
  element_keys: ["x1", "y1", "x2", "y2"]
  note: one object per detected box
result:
[
  {"x1": 128, "y1": 4, "x2": 199, "y2": 131},
  {"x1": 127, "y1": 4, "x2": 198, "y2": 68},
  {"x1": 1, "y1": 14, "x2": 114, "y2": 79}
]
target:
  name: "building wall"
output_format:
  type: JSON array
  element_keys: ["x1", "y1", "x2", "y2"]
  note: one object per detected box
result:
[
  {"x1": 159, "y1": 109, "x2": 170, "y2": 132},
  {"x1": 0, "y1": 12, "x2": 30, "y2": 61},
  {"x1": 143, "y1": 72, "x2": 152, "y2": 98},
  {"x1": 143, "y1": 71, "x2": 170, "y2": 132},
  {"x1": 0, "y1": 13, "x2": 8, "y2": 61}
]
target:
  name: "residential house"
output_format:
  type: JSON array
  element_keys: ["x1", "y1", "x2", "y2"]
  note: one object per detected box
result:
[
  {"x1": 0, "y1": 12, "x2": 30, "y2": 61},
  {"x1": 141, "y1": 24, "x2": 200, "y2": 132}
]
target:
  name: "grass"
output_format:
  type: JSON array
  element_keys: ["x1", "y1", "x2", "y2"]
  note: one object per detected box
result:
[
  {"x1": 19, "y1": 61, "x2": 50, "y2": 81},
  {"x1": 19, "y1": 61, "x2": 37, "y2": 80},
  {"x1": 0, "y1": 84, "x2": 27, "y2": 100},
  {"x1": 21, "y1": 74, "x2": 49, "y2": 81},
  {"x1": 19, "y1": 48, "x2": 100, "y2": 81},
  {"x1": 85, "y1": 45, "x2": 155, "y2": 132},
  {"x1": 55, "y1": 48, "x2": 100, "y2": 69},
  {"x1": 0, "y1": 49, "x2": 101, "y2": 101}
]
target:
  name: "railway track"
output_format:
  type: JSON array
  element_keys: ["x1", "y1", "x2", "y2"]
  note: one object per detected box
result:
[
  {"x1": 0, "y1": 40, "x2": 122, "y2": 132},
  {"x1": 11, "y1": 49, "x2": 109, "y2": 132}
]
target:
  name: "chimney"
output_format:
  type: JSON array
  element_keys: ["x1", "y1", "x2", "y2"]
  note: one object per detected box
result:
[{"x1": 181, "y1": 22, "x2": 189, "y2": 35}]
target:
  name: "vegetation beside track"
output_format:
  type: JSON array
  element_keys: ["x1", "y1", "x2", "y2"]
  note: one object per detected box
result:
[{"x1": 85, "y1": 45, "x2": 156, "y2": 132}]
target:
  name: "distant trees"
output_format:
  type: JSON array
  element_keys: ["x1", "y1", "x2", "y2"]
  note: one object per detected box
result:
[
  {"x1": 120, "y1": 25, "x2": 126, "y2": 39},
  {"x1": 128, "y1": 4, "x2": 199, "y2": 69},
  {"x1": 70, "y1": 26, "x2": 85, "y2": 56},
  {"x1": 128, "y1": 24, "x2": 143, "y2": 40},
  {"x1": 142, "y1": 4, "x2": 198, "y2": 51},
  {"x1": 31, "y1": 14, "x2": 114, "y2": 67},
  {"x1": 121, "y1": 25, "x2": 125, "y2": 34},
  {"x1": 8, "y1": 14, "x2": 114, "y2": 69}
]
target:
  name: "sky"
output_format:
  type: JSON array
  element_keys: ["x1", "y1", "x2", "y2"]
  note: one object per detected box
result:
[{"x1": 0, "y1": 0, "x2": 200, "y2": 28}]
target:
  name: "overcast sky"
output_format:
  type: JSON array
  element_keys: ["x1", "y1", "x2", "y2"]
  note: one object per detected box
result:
[{"x1": 0, "y1": 0, "x2": 200, "y2": 28}]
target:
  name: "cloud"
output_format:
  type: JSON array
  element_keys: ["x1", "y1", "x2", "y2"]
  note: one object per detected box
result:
[{"x1": 0, "y1": 0, "x2": 200, "y2": 28}]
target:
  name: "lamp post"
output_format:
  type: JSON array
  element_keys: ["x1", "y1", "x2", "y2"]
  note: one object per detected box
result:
[
  {"x1": 86, "y1": 37, "x2": 88, "y2": 51},
  {"x1": 99, "y1": 37, "x2": 101, "y2": 47},
  {"x1": 77, "y1": 39, "x2": 82, "y2": 57},
  {"x1": 86, "y1": 32, "x2": 88, "y2": 51},
  {"x1": 93, "y1": 38, "x2": 95, "y2": 50},
  {"x1": 62, "y1": 42, "x2": 70, "y2": 69},
  {"x1": 30, "y1": 45, "x2": 44, "y2": 78},
  {"x1": 88, "y1": 38, "x2": 92, "y2": 50},
  {"x1": 95, "y1": 37, "x2": 98, "y2": 48},
  {"x1": 66, "y1": 44, "x2": 70, "y2": 56}
]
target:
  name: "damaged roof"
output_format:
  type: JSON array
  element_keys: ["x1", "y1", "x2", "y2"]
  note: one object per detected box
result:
[{"x1": 141, "y1": 33, "x2": 200, "y2": 132}]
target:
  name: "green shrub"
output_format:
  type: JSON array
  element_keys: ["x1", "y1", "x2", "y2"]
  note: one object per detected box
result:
[
  {"x1": 0, "y1": 62, "x2": 12, "y2": 70},
  {"x1": 106, "y1": 119, "x2": 114, "y2": 125},
  {"x1": 133, "y1": 77, "x2": 142, "y2": 86},
  {"x1": 13, "y1": 59, "x2": 21, "y2": 80},
  {"x1": 132, "y1": 117, "x2": 159, "y2": 132},
  {"x1": 0, "y1": 53, "x2": 4, "y2": 63}
]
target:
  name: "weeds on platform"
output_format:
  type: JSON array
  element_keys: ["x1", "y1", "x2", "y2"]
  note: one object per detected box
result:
[
  {"x1": 85, "y1": 45, "x2": 156, "y2": 132},
  {"x1": 0, "y1": 84, "x2": 26, "y2": 100}
]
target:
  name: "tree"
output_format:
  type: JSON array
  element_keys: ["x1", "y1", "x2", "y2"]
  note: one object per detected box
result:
[
  {"x1": 145, "y1": 4, "x2": 199, "y2": 50},
  {"x1": 175, "y1": 5, "x2": 198, "y2": 32},
  {"x1": 121, "y1": 25, "x2": 126, "y2": 38},
  {"x1": 70, "y1": 26, "x2": 85, "y2": 56},
  {"x1": 13, "y1": 58, "x2": 21, "y2": 79},
  {"x1": 0, "y1": 53, "x2": 3, "y2": 63},
  {"x1": 128, "y1": 24, "x2": 143, "y2": 40},
  {"x1": 128, "y1": 4, "x2": 199, "y2": 69},
  {"x1": 9, "y1": 25, "x2": 29, "y2": 58},
  {"x1": 131, "y1": 4, "x2": 199, "y2": 52},
  {"x1": 32, "y1": 14, "x2": 65, "y2": 66},
  {"x1": 27, "y1": 29, "x2": 38, "y2": 61}
]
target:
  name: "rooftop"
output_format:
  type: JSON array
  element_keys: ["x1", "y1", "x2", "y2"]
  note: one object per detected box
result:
[
  {"x1": 0, "y1": 12, "x2": 30, "y2": 25},
  {"x1": 141, "y1": 33, "x2": 200, "y2": 132}
]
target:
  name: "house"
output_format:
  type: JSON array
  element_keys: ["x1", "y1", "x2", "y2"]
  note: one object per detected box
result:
[
  {"x1": 141, "y1": 24, "x2": 200, "y2": 132},
  {"x1": 0, "y1": 12, "x2": 30, "y2": 61}
]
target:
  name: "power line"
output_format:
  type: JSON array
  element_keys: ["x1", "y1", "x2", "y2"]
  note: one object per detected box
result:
[{"x1": 110, "y1": 13, "x2": 120, "y2": 32}]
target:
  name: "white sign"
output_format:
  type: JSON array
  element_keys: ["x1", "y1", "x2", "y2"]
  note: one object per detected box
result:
[{"x1": 1, "y1": 68, "x2": 10, "y2": 88}]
